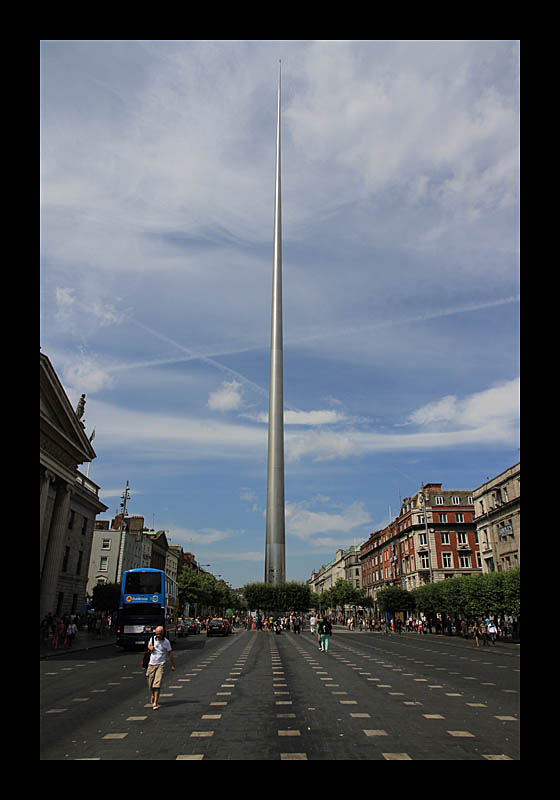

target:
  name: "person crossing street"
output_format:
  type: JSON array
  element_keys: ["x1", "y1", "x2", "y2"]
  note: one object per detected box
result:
[{"x1": 146, "y1": 626, "x2": 175, "y2": 710}]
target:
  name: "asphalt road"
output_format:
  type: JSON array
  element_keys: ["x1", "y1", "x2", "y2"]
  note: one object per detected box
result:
[{"x1": 40, "y1": 628, "x2": 519, "y2": 760}]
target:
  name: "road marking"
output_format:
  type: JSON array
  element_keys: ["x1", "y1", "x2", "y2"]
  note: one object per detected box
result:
[
  {"x1": 383, "y1": 753, "x2": 412, "y2": 760},
  {"x1": 364, "y1": 730, "x2": 388, "y2": 736},
  {"x1": 447, "y1": 730, "x2": 474, "y2": 737},
  {"x1": 482, "y1": 754, "x2": 513, "y2": 760},
  {"x1": 102, "y1": 733, "x2": 128, "y2": 739},
  {"x1": 278, "y1": 730, "x2": 300, "y2": 736},
  {"x1": 176, "y1": 754, "x2": 204, "y2": 760},
  {"x1": 280, "y1": 753, "x2": 307, "y2": 760},
  {"x1": 190, "y1": 731, "x2": 214, "y2": 737},
  {"x1": 127, "y1": 716, "x2": 147, "y2": 721},
  {"x1": 423, "y1": 714, "x2": 445, "y2": 719},
  {"x1": 46, "y1": 708, "x2": 67, "y2": 713}
]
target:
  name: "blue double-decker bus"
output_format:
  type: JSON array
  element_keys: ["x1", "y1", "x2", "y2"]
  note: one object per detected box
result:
[{"x1": 116, "y1": 568, "x2": 177, "y2": 648}]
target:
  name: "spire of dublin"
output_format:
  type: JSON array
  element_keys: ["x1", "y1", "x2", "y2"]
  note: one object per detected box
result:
[{"x1": 264, "y1": 62, "x2": 286, "y2": 584}]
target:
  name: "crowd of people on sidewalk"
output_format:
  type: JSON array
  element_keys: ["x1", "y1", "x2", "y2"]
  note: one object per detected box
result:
[{"x1": 40, "y1": 611, "x2": 115, "y2": 649}]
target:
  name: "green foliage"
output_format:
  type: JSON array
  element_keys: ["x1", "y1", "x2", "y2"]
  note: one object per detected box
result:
[
  {"x1": 91, "y1": 582, "x2": 121, "y2": 612},
  {"x1": 178, "y1": 567, "x2": 238, "y2": 614},
  {"x1": 242, "y1": 581, "x2": 312, "y2": 613},
  {"x1": 377, "y1": 586, "x2": 415, "y2": 615},
  {"x1": 409, "y1": 569, "x2": 520, "y2": 618}
]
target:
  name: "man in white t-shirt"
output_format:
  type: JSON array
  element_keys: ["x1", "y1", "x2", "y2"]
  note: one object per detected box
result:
[{"x1": 146, "y1": 626, "x2": 175, "y2": 709}]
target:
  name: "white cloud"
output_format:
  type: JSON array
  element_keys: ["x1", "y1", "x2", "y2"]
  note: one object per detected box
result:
[
  {"x1": 207, "y1": 380, "x2": 244, "y2": 412},
  {"x1": 286, "y1": 499, "x2": 371, "y2": 542},
  {"x1": 254, "y1": 409, "x2": 347, "y2": 425},
  {"x1": 168, "y1": 527, "x2": 238, "y2": 546},
  {"x1": 406, "y1": 378, "x2": 519, "y2": 429},
  {"x1": 62, "y1": 357, "x2": 114, "y2": 397}
]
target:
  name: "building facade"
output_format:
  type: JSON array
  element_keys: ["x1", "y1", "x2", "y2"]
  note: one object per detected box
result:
[
  {"x1": 473, "y1": 462, "x2": 520, "y2": 573},
  {"x1": 40, "y1": 351, "x2": 108, "y2": 619},
  {"x1": 360, "y1": 483, "x2": 479, "y2": 616},
  {"x1": 86, "y1": 517, "x2": 145, "y2": 594},
  {"x1": 307, "y1": 545, "x2": 362, "y2": 597}
]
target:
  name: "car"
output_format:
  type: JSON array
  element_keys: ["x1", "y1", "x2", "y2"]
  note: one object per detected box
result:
[
  {"x1": 184, "y1": 618, "x2": 201, "y2": 635},
  {"x1": 206, "y1": 618, "x2": 230, "y2": 637}
]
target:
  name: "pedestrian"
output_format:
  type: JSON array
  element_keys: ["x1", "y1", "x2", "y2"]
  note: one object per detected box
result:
[
  {"x1": 472, "y1": 620, "x2": 481, "y2": 648},
  {"x1": 66, "y1": 620, "x2": 78, "y2": 647},
  {"x1": 488, "y1": 620, "x2": 497, "y2": 646},
  {"x1": 309, "y1": 614, "x2": 316, "y2": 636},
  {"x1": 461, "y1": 619, "x2": 468, "y2": 639},
  {"x1": 318, "y1": 616, "x2": 332, "y2": 652},
  {"x1": 480, "y1": 619, "x2": 489, "y2": 646},
  {"x1": 146, "y1": 626, "x2": 175, "y2": 710}
]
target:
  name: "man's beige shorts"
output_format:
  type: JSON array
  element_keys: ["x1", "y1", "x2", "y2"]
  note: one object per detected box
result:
[{"x1": 146, "y1": 663, "x2": 164, "y2": 688}]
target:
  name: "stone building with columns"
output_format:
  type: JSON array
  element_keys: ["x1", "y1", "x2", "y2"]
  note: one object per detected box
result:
[{"x1": 40, "y1": 352, "x2": 108, "y2": 620}]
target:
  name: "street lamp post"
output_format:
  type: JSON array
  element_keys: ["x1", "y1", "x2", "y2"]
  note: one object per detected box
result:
[
  {"x1": 116, "y1": 480, "x2": 131, "y2": 585},
  {"x1": 419, "y1": 482, "x2": 434, "y2": 585}
]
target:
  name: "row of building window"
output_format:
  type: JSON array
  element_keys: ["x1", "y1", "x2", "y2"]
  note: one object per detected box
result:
[{"x1": 367, "y1": 551, "x2": 482, "y2": 583}]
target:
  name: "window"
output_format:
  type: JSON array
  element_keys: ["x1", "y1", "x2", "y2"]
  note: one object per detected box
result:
[
  {"x1": 76, "y1": 550, "x2": 83, "y2": 575},
  {"x1": 459, "y1": 554, "x2": 471, "y2": 568},
  {"x1": 440, "y1": 532, "x2": 450, "y2": 545},
  {"x1": 81, "y1": 516, "x2": 88, "y2": 535},
  {"x1": 102, "y1": 539, "x2": 111, "y2": 550},
  {"x1": 99, "y1": 556, "x2": 108, "y2": 571},
  {"x1": 457, "y1": 532, "x2": 467, "y2": 545},
  {"x1": 451, "y1": 496, "x2": 461, "y2": 504},
  {"x1": 62, "y1": 546, "x2": 70, "y2": 572},
  {"x1": 417, "y1": 515, "x2": 424, "y2": 525},
  {"x1": 456, "y1": 513, "x2": 464, "y2": 523},
  {"x1": 68, "y1": 510, "x2": 75, "y2": 529},
  {"x1": 435, "y1": 496, "x2": 444, "y2": 505},
  {"x1": 420, "y1": 553, "x2": 430, "y2": 569},
  {"x1": 442, "y1": 552, "x2": 452, "y2": 568},
  {"x1": 419, "y1": 533, "x2": 427, "y2": 545},
  {"x1": 439, "y1": 513, "x2": 447, "y2": 523}
]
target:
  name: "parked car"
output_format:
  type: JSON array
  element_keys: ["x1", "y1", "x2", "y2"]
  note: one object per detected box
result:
[
  {"x1": 206, "y1": 618, "x2": 230, "y2": 637},
  {"x1": 184, "y1": 618, "x2": 201, "y2": 635}
]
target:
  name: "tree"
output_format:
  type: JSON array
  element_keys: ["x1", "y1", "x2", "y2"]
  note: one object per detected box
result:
[
  {"x1": 242, "y1": 581, "x2": 311, "y2": 613},
  {"x1": 501, "y1": 568, "x2": 520, "y2": 616},
  {"x1": 177, "y1": 567, "x2": 205, "y2": 610},
  {"x1": 377, "y1": 586, "x2": 414, "y2": 616},
  {"x1": 91, "y1": 582, "x2": 121, "y2": 612}
]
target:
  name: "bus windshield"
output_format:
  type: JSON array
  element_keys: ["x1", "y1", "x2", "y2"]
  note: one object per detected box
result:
[{"x1": 123, "y1": 571, "x2": 162, "y2": 595}]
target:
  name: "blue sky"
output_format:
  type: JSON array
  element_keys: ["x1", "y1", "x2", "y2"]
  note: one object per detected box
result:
[{"x1": 40, "y1": 40, "x2": 520, "y2": 588}]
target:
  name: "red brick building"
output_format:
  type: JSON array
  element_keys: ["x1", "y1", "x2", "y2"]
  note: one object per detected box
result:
[{"x1": 360, "y1": 483, "x2": 480, "y2": 616}]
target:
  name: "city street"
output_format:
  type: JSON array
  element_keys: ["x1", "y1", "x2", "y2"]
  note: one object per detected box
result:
[{"x1": 40, "y1": 628, "x2": 519, "y2": 760}]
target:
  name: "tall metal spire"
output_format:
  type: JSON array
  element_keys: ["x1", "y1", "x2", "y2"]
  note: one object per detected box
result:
[{"x1": 265, "y1": 61, "x2": 286, "y2": 584}]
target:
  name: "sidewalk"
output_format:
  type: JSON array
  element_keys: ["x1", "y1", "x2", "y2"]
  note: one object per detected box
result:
[
  {"x1": 40, "y1": 629, "x2": 117, "y2": 660},
  {"x1": 326, "y1": 626, "x2": 520, "y2": 649}
]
